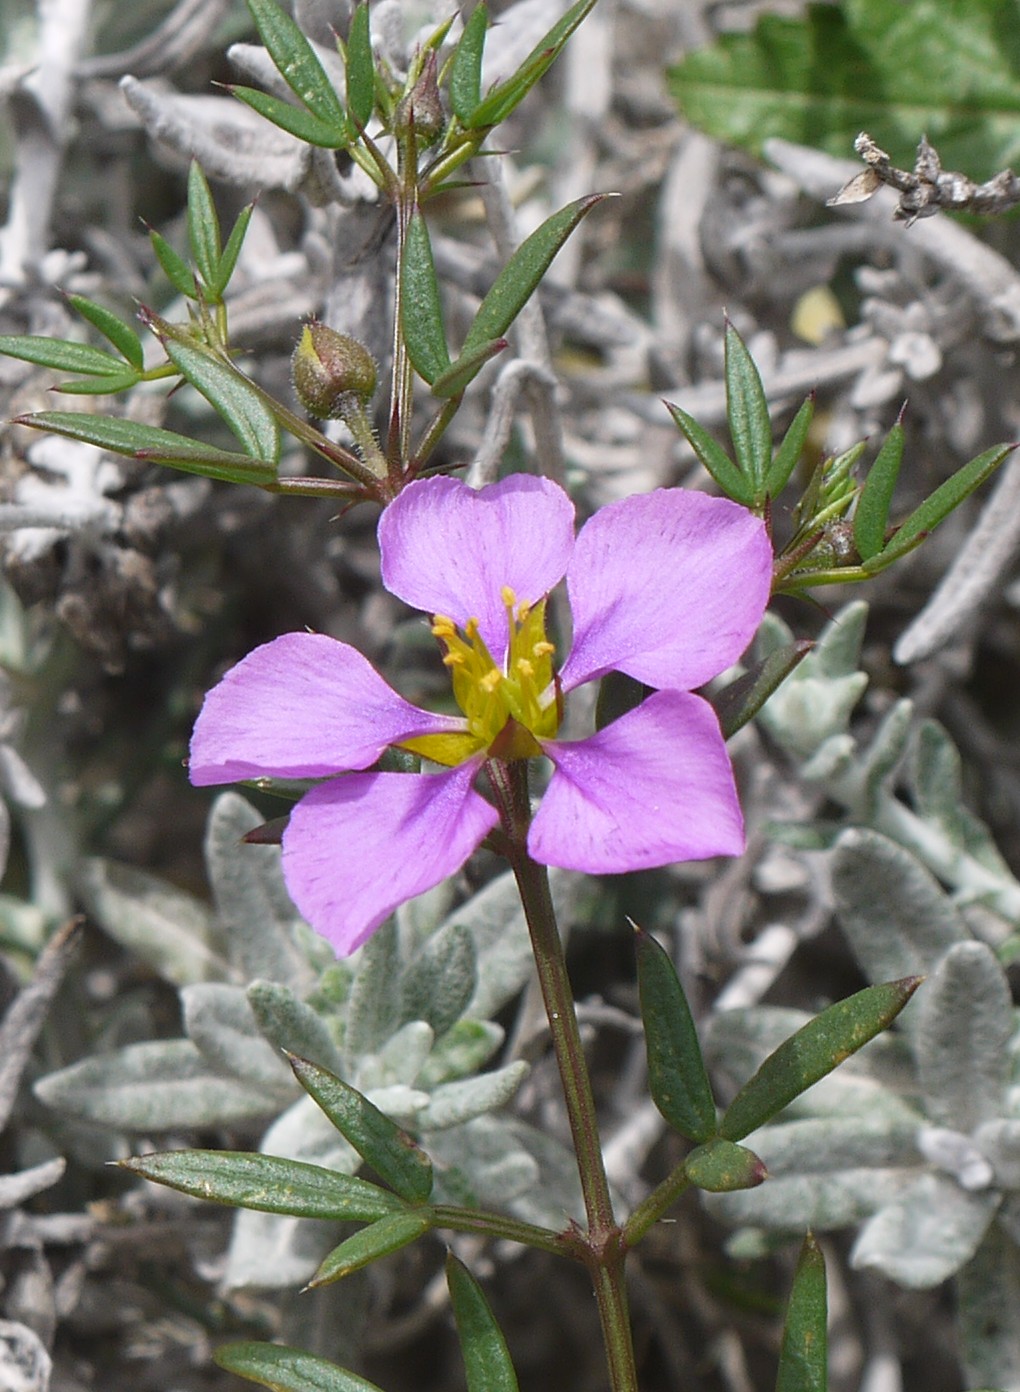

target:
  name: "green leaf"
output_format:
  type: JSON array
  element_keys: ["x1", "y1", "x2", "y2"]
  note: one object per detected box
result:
[
  {"x1": 308, "y1": 1210, "x2": 432, "y2": 1287},
  {"x1": 466, "y1": 0, "x2": 598, "y2": 129},
  {"x1": 0, "y1": 333, "x2": 132, "y2": 377},
  {"x1": 245, "y1": 0, "x2": 348, "y2": 133},
  {"x1": 345, "y1": 3, "x2": 374, "y2": 130},
  {"x1": 451, "y1": 4, "x2": 487, "y2": 124},
  {"x1": 635, "y1": 927, "x2": 717, "y2": 1142},
  {"x1": 460, "y1": 195, "x2": 605, "y2": 359},
  {"x1": 11, "y1": 411, "x2": 277, "y2": 485},
  {"x1": 718, "y1": 977, "x2": 922, "y2": 1142},
  {"x1": 186, "y1": 161, "x2": 222, "y2": 290},
  {"x1": 212, "y1": 201, "x2": 255, "y2": 299},
  {"x1": 665, "y1": 400, "x2": 752, "y2": 505},
  {"x1": 66, "y1": 295, "x2": 144, "y2": 371},
  {"x1": 683, "y1": 1138, "x2": 767, "y2": 1193},
  {"x1": 229, "y1": 85, "x2": 347, "y2": 147},
  {"x1": 289, "y1": 1054, "x2": 434, "y2": 1204},
  {"x1": 430, "y1": 336, "x2": 506, "y2": 398},
  {"x1": 447, "y1": 1253, "x2": 520, "y2": 1392},
  {"x1": 725, "y1": 320, "x2": 771, "y2": 499},
  {"x1": 145, "y1": 315, "x2": 280, "y2": 463},
  {"x1": 669, "y1": 0, "x2": 1020, "y2": 178},
  {"x1": 149, "y1": 227, "x2": 198, "y2": 298},
  {"x1": 215, "y1": 1342, "x2": 386, "y2": 1392},
  {"x1": 401, "y1": 209, "x2": 451, "y2": 385},
  {"x1": 776, "y1": 1233, "x2": 828, "y2": 1392},
  {"x1": 766, "y1": 394, "x2": 814, "y2": 500},
  {"x1": 50, "y1": 371, "x2": 143, "y2": 396},
  {"x1": 873, "y1": 442, "x2": 1015, "y2": 566},
  {"x1": 853, "y1": 417, "x2": 904, "y2": 562},
  {"x1": 714, "y1": 642, "x2": 812, "y2": 741},
  {"x1": 119, "y1": 1149, "x2": 403, "y2": 1221}
]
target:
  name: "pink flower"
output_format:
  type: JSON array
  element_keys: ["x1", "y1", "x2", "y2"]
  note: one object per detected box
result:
[{"x1": 190, "y1": 476, "x2": 772, "y2": 954}]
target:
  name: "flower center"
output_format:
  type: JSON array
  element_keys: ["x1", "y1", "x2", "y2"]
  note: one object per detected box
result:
[{"x1": 401, "y1": 587, "x2": 560, "y2": 766}]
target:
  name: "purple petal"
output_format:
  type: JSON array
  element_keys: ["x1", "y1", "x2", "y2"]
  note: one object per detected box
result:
[
  {"x1": 529, "y1": 690, "x2": 744, "y2": 872},
  {"x1": 281, "y1": 763, "x2": 498, "y2": 955},
  {"x1": 557, "y1": 490, "x2": 772, "y2": 693},
  {"x1": 379, "y1": 475, "x2": 575, "y2": 660},
  {"x1": 190, "y1": 632, "x2": 460, "y2": 785}
]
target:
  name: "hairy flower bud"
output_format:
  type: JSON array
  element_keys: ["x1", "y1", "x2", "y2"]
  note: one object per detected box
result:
[{"x1": 291, "y1": 322, "x2": 377, "y2": 418}]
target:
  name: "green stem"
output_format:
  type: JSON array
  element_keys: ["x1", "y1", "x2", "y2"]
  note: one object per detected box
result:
[
  {"x1": 489, "y1": 759, "x2": 639, "y2": 1392},
  {"x1": 430, "y1": 1204, "x2": 573, "y2": 1258},
  {"x1": 622, "y1": 1163, "x2": 693, "y2": 1248}
]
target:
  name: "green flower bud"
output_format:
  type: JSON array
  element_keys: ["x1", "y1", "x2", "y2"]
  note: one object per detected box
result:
[{"x1": 291, "y1": 322, "x2": 377, "y2": 418}]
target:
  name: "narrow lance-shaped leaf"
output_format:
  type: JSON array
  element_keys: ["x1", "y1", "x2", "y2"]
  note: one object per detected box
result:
[
  {"x1": 51, "y1": 371, "x2": 144, "y2": 396},
  {"x1": 229, "y1": 85, "x2": 348, "y2": 147},
  {"x1": 447, "y1": 1253, "x2": 520, "y2": 1392},
  {"x1": 149, "y1": 226, "x2": 198, "y2": 298},
  {"x1": 450, "y1": 3, "x2": 487, "y2": 125},
  {"x1": 635, "y1": 926, "x2": 717, "y2": 1142},
  {"x1": 776, "y1": 1233, "x2": 827, "y2": 1392},
  {"x1": 307, "y1": 1210, "x2": 432, "y2": 1288},
  {"x1": 718, "y1": 977, "x2": 922, "y2": 1142},
  {"x1": 460, "y1": 195, "x2": 606, "y2": 359},
  {"x1": 766, "y1": 393, "x2": 814, "y2": 500},
  {"x1": 211, "y1": 201, "x2": 256, "y2": 299},
  {"x1": 0, "y1": 334, "x2": 133, "y2": 378},
  {"x1": 289, "y1": 1053, "x2": 434, "y2": 1204},
  {"x1": 11, "y1": 411, "x2": 277, "y2": 485},
  {"x1": 870, "y1": 442, "x2": 1015, "y2": 568},
  {"x1": 430, "y1": 336, "x2": 506, "y2": 399},
  {"x1": 215, "y1": 1341, "x2": 387, "y2": 1392},
  {"x1": 245, "y1": 0, "x2": 348, "y2": 134},
  {"x1": 66, "y1": 295, "x2": 144, "y2": 371},
  {"x1": 345, "y1": 3, "x2": 374, "y2": 130},
  {"x1": 666, "y1": 400, "x2": 753, "y2": 505},
  {"x1": 401, "y1": 209, "x2": 451, "y2": 385},
  {"x1": 186, "y1": 161, "x2": 222, "y2": 289},
  {"x1": 143, "y1": 312, "x2": 280, "y2": 463},
  {"x1": 466, "y1": 0, "x2": 598, "y2": 129},
  {"x1": 119, "y1": 1150, "x2": 403, "y2": 1221},
  {"x1": 725, "y1": 319, "x2": 772, "y2": 499},
  {"x1": 853, "y1": 412, "x2": 905, "y2": 562},
  {"x1": 714, "y1": 641, "x2": 812, "y2": 741}
]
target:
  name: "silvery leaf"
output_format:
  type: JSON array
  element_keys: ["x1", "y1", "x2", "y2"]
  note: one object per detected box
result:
[
  {"x1": 915, "y1": 942, "x2": 1013, "y2": 1132},
  {"x1": 223, "y1": 1207, "x2": 341, "y2": 1291},
  {"x1": 708, "y1": 1168, "x2": 917, "y2": 1234},
  {"x1": 367, "y1": 1021, "x2": 434, "y2": 1090},
  {"x1": 850, "y1": 1172, "x2": 998, "y2": 1288},
  {"x1": 427, "y1": 1115, "x2": 540, "y2": 1208},
  {"x1": 744, "y1": 1115, "x2": 923, "y2": 1176},
  {"x1": 401, "y1": 921, "x2": 476, "y2": 1038},
  {"x1": 344, "y1": 920, "x2": 402, "y2": 1070},
  {"x1": 957, "y1": 1225, "x2": 1020, "y2": 1390},
  {"x1": 975, "y1": 1119, "x2": 1020, "y2": 1191},
  {"x1": 247, "y1": 978, "x2": 345, "y2": 1075},
  {"x1": 417, "y1": 1019, "x2": 504, "y2": 1089},
  {"x1": 182, "y1": 982, "x2": 296, "y2": 1092},
  {"x1": 417, "y1": 1061, "x2": 529, "y2": 1132}
]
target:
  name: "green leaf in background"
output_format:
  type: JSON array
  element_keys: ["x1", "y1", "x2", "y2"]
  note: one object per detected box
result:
[
  {"x1": 776, "y1": 1233, "x2": 828, "y2": 1392},
  {"x1": 344, "y1": 3, "x2": 374, "y2": 131},
  {"x1": 401, "y1": 209, "x2": 451, "y2": 385},
  {"x1": 211, "y1": 200, "x2": 255, "y2": 299},
  {"x1": 870, "y1": 442, "x2": 1015, "y2": 568},
  {"x1": 450, "y1": 3, "x2": 487, "y2": 125},
  {"x1": 725, "y1": 320, "x2": 771, "y2": 501},
  {"x1": 683, "y1": 1138, "x2": 767, "y2": 1193},
  {"x1": 10, "y1": 411, "x2": 278, "y2": 485},
  {"x1": 186, "y1": 160, "x2": 222, "y2": 290},
  {"x1": 149, "y1": 226, "x2": 198, "y2": 298},
  {"x1": 635, "y1": 926, "x2": 717, "y2": 1143},
  {"x1": 245, "y1": 0, "x2": 348, "y2": 136},
  {"x1": 460, "y1": 195, "x2": 606, "y2": 360},
  {"x1": 447, "y1": 1253, "x2": 520, "y2": 1392},
  {"x1": 215, "y1": 1341, "x2": 386, "y2": 1392},
  {"x1": 289, "y1": 1054, "x2": 434, "y2": 1204},
  {"x1": 229, "y1": 85, "x2": 348, "y2": 148},
  {"x1": 766, "y1": 394, "x2": 814, "y2": 501},
  {"x1": 670, "y1": 0, "x2": 1020, "y2": 179},
  {"x1": 665, "y1": 400, "x2": 753, "y2": 505},
  {"x1": 714, "y1": 642, "x2": 813, "y2": 741},
  {"x1": 0, "y1": 334, "x2": 134, "y2": 379},
  {"x1": 466, "y1": 0, "x2": 598, "y2": 129},
  {"x1": 119, "y1": 1150, "x2": 403, "y2": 1221},
  {"x1": 853, "y1": 414, "x2": 904, "y2": 562},
  {"x1": 307, "y1": 1210, "x2": 432, "y2": 1287},
  {"x1": 719, "y1": 977, "x2": 922, "y2": 1142},
  {"x1": 143, "y1": 313, "x2": 281, "y2": 463},
  {"x1": 66, "y1": 295, "x2": 145, "y2": 371}
]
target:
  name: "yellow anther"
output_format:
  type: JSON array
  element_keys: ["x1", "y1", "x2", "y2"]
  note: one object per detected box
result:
[
  {"x1": 431, "y1": 615, "x2": 456, "y2": 638},
  {"x1": 516, "y1": 659, "x2": 535, "y2": 679},
  {"x1": 443, "y1": 652, "x2": 465, "y2": 667},
  {"x1": 501, "y1": 585, "x2": 517, "y2": 608},
  {"x1": 480, "y1": 669, "x2": 501, "y2": 693},
  {"x1": 534, "y1": 641, "x2": 555, "y2": 657}
]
